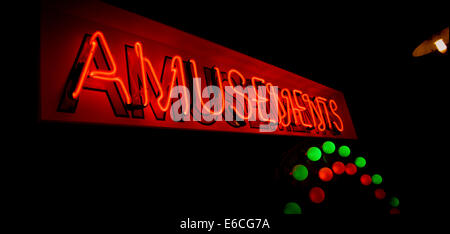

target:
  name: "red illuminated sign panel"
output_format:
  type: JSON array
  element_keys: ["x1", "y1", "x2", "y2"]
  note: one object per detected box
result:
[{"x1": 40, "y1": 1, "x2": 357, "y2": 139}]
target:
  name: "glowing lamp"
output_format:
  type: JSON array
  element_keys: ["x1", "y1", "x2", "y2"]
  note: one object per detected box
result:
[
  {"x1": 307, "y1": 147, "x2": 322, "y2": 162},
  {"x1": 354, "y1": 157, "x2": 366, "y2": 168},
  {"x1": 390, "y1": 197, "x2": 400, "y2": 207},
  {"x1": 283, "y1": 202, "x2": 302, "y2": 214},
  {"x1": 322, "y1": 141, "x2": 336, "y2": 154},
  {"x1": 360, "y1": 174, "x2": 372, "y2": 186},
  {"x1": 434, "y1": 38, "x2": 447, "y2": 53},
  {"x1": 374, "y1": 188, "x2": 386, "y2": 200},
  {"x1": 332, "y1": 161, "x2": 345, "y2": 175},
  {"x1": 318, "y1": 167, "x2": 333, "y2": 182},
  {"x1": 412, "y1": 27, "x2": 448, "y2": 57},
  {"x1": 344, "y1": 163, "x2": 357, "y2": 175},
  {"x1": 292, "y1": 164, "x2": 308, "y2": 181},
  {"x1": 338, "y1": 145, "x2": 350, "y2": 157},
  {"x1": 309, "y1": 187, "x2": 325, "y2": 204},
  {"x1": 372, "y1": 174, "x2": 382, "y2": 185}
]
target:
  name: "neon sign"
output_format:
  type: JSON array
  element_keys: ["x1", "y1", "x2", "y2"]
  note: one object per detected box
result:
[{"x1": 40, "y1": 1, "x2": 357, "y2": 139}]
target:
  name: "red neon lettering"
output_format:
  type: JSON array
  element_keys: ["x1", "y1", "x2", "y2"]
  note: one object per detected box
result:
[
  {"x1": 280, "y1": 88, "x2": 292, "y2": 128},
  {"x1": 329, "y1": 99, "x2": 344, "y2": 132},
  {"x1": 227, "y1": 69, "x2": 254, "y2": 120},
  {"x1": 212, "y1": 67, "x2": 226, "y2": 115},
  {"x1": 62, "y1": 30, "x2": 349, "y2": 136},
  {"x1": 72, "y1": 31, "x2": 131, "y2": 105},
  {"x1": 133, "y1": 42, "x2": 189, "y2": 115},
  {"x1": 315, "y1": 96, "x2": 332, "y2": 129},
  {"x1": 251, "y1": 77, "x2": 276, "y2": 124},
  {"x1": 250, "y1": 77, "x2": 268, "y2": 102},
  {"x1": 292, "y1": 90, "x2": 313, "y2": 128},
  {"x1": 134, "y1": 42, "x2": 152, "y2": 107},
  {"x1": 160, "y1": 55, "x2": 189, "y2": 115},
  {"x1": 267, "y1": 83, "x2": 287, "y2": 127},
  {"x1": 302, "y1": 93, "x2": 325, "y2": 131},
  {"x1": 285, "y1": 89, "x2": 302, "y2": 127},
  {"x1": 190, "y1": 59, "x2": 224, "y2": 116},
  {"x1": 251, "y1": 77, "x2": 267, "y2": 121}
]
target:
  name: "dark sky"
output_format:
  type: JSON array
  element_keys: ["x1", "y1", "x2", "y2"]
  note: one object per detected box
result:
[{"x1": 14, "y1": 1, "x2": 446, "y2": 228}]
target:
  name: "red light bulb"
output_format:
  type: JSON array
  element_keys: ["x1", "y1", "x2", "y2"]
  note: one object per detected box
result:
[
  {"x1": 332, "y1": 161, "x2": 345, "y2": 175},
  {"x1": 319, "y1": 167, "x2": 333, "y2": 182},
  {"x1": 345, "y1": 163, "x2": 357, "y2": 175},
  {"x1": 309, "y1": 187, "x2": 325, "y2": 204},
  {"x1": 374, "y1": 188, "x2": 386, "y2": 200},
  {"x1": 360, "y1": 174, "x2": 372, "y2": 186},
  {"x1": 389, "y1": 208, "x2": 400, "y2": 215}
]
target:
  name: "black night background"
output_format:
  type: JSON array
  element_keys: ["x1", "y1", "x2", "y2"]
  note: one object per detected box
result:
[{"x1": 8, "y1": 0, "x2": 448, "y2": 232}]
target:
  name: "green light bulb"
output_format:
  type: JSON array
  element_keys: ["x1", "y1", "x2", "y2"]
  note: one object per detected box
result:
[
  {"x1": 307, "y1": 147, "x2": 322, "y2": 161},
  {"x1": 372, "y1": 174, "x2": 383, "y2": 184},
  {"x1": 338, "y1": 145, "x2": 351, "y2": 157},
  {"x1": 390, "y1": 197, "x2": 400, "y2": 207},
  {"x1": 292, "y1": 164, "x2": 308, "y2": 181},
  {"x1": 355, "y1": 157, "x2": 366, "y2": 168},
  {"x1": 322, "y1": 141, "x2": 336, "y2": 154},
  {"x1": 284, "y1": 202, "x2": 302, "y2": 214}
]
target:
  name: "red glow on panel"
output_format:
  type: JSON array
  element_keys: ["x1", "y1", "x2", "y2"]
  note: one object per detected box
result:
[
  {"x1": 318, "y1": 167, "x2": 333, "y2": 182},
  {"x1": 332, "y1": 161, "x2": 345, "y2": 175},
  {"x1": 72, "y1": 31, "x2": 132, "y2": 104},
  {"x1": 374, "y1": 188, "x2": 386, "y2": 200},
  {"x1": 360, "y1": 174, "x2": 372, "y2": 186},
  {"x1": 88, "y1": 76, "x2": 131, "y2": 104},
  {"x1": 309, "y1": 187, "x2": 325, "y2": 204},
  {"x1": 344, "y1": 163, "x2": 357, "y2": 175},
  {"x1": 41, "y1": 1, "x2": 358, "y2": 139}
]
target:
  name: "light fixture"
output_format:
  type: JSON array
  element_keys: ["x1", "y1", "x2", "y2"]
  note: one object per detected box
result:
[
  {"x1": 412, "y1": 27, "x2": 448, "y2": 57},
  {"x1": 434, "y1": 38, "x2": 447, "y2": 53}
]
